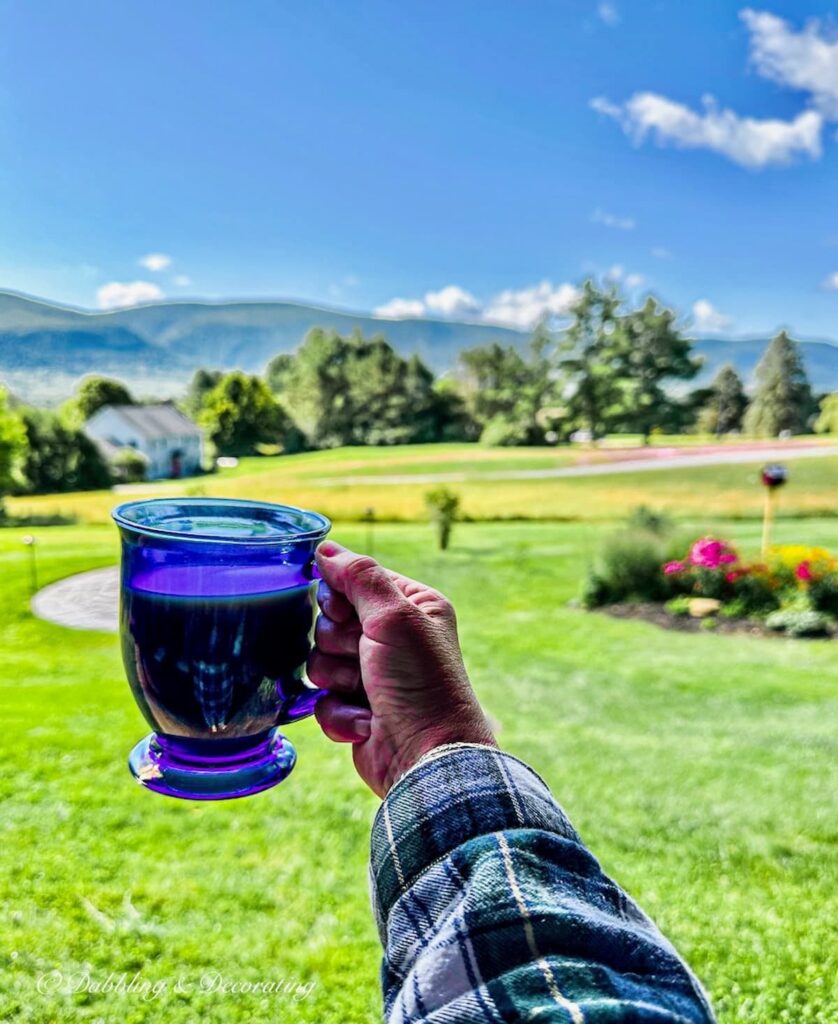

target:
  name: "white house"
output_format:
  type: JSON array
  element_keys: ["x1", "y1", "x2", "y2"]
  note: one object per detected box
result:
[{"x1": 85, "y1": 404, "x2": 204, "y2": 480}]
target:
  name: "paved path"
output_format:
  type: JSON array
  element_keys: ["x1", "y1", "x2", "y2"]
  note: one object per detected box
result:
[
  {"x1": 314, "y1": 444, "x2": 838, "y2": 487},
  {"x1": 32, "y1": 566, "x2": 119, "y2": 633}
]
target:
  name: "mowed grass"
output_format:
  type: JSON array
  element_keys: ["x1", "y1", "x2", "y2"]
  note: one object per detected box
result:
[
  {"x1": 0, "y1": 516, "x2": 836, "y2": 1023},
  {"x1": 7, "y1": 441, "x2": 838, "y2": 524}
]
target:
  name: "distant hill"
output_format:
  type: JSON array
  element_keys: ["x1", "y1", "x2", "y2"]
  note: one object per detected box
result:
[{"x1": 1, "y1": 290, "x2": 836, "y2": 404}]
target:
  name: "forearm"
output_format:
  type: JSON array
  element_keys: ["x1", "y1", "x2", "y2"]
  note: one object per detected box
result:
[{"x1": 370, "y1": 744, "x2": 715, "y2": 1023}]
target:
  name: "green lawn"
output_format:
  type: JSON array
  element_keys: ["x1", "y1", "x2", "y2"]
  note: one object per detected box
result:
[
  {"x1": 8, "y1": 440, "x2": 838, "y2": 524},
  {"x1": 1, "y1": 515, "x2": 836, "y2": 1023}
]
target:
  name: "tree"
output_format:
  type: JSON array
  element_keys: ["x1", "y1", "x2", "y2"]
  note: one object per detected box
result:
[
  {"x1": 427, "y1": 379, "x2": 479, "y2": 443},
  {"x1": 198, "y1": 371, "x2": 300, "y2": 457},
  {"x1": 74, "y1": 376, "x2": 135, "y2": 420},
  {"x1": 616, "y1": 297, "x2": 701, "y2": 442},
  {"x1": 744, "y1": 331, "x2": 813, "y2": 437},
  {"x1": 184, "y1": 368, "x2": 223, "y2": 417},
  {"x1": 459, "y1": 342, "x2": 531, "y2": 424},
  {"x1": 458, "y1": 329, "x2": 555, "y2": 445},
  {"x1": 274, "y1": 329, "x2": 355, "y2": 447},
  {"x1": 814, "y1": 393, "x2": 838, "y2": 433},
  {"x1": 0, "y1": 387, "x2": 25, "y2": 496},
  {"x1": 697, "y1": 364, "x2": 748, "y2": 435},
  {"x1": 557, "y1": 280, "x2": 624, "y2": 439},
  {"x1": 18, "y1": 410, "x2": 111, "y2": 493},
  {"x1": 265, "y1": 353, "x2": 295, "y2": 395},
  {"x1": 272, "y1": 329, "x2": 462, "y2": 448},
  {"x1": 343, "y1": 338, "x2": 434, "y2": 445}
]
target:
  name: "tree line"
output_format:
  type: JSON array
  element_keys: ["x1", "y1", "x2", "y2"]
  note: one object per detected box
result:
[
  {"x1": 0, "y1": 280, "x2": 832, "y2": 497},
  {"x1": 190, "y1": 281, "x2": 823, "y2": 456}
]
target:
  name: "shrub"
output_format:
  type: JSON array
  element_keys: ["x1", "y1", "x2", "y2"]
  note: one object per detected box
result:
[
  {"x1": 581, "y1": 529, "x2": 684, "y2": 607},
  {"x1": 626, "y1": 506, "x2": 673, "y2": 536},
  {"x1": 425, "y1": 487, "x2": 460, "y2": 551},
  {"x1": 718, "y1": 598, "x2": 749, "y2": 619},
  {"x1": 769, "y1": 545, "x2": 834, "y2": 575},
  {"x1": 584, "y1": 529, "x2": 836, "y2": 628},
  {"x1": 580, "y1": 571, "x2": 612, "y2": 609},
  {"x1": 809, "y1": 573, "x2": 838, "y2": 616},
  {"x1": 663, "y1": 537, "x2": 785, "y2": 616},
  {"x1": 112, "y1": 447, "x2": 148, "y2": 483},
  {"x1": 765, "y1": 609, "x2": 833, "y2": 638},
  {"x1": 726, "y1": 567, "x2": 782, "y2": 615},
  {"x1": 664, "y1": 595, "x2": 691, "y2": 617}
]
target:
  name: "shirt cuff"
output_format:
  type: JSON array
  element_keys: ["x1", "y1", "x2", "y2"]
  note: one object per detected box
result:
[{"x1": 369, "y1": 744, "x2": 580, "y2": 934}]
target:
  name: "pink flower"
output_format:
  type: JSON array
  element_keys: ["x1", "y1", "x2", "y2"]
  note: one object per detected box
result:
[
  {"x1": 664, "y1": 561, "x2": 685, "y2": 575},
  {"x1": 796, "y1": 560, "x2": 813, "y2": 582},
  {"x1": 689, "y1": 537, "x2": 738, "y2": 570},
  {"x1": 726, "y1": 568, "x2": 748, "y2": 583}
]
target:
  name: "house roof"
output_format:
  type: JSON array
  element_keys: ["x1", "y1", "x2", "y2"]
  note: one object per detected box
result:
[{"x1": 89, "y1": 403, "x2": 203, "y2": 440}]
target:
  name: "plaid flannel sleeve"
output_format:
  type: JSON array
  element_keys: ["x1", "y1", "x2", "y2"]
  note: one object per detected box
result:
[{"x1": 370, "y1": 743, "x2": 715, "y2": 1024}]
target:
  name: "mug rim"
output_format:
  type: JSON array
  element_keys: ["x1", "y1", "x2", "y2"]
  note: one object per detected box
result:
[{"x1": 112, "y1": 496, "x2": 331, "y2": 545}]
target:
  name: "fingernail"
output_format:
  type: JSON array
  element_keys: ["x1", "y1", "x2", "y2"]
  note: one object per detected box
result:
[
  {"x1": 318, "y1": 541, "x2": 346, "y2": 558},
  {"x1": 347, "y1": 708, "x2": 372, "y2": 740}
]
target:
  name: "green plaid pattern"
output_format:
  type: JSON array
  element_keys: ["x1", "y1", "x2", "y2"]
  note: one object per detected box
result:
[{"x1": 370, "y1": 744, "x2": 715, "y2": 1023}]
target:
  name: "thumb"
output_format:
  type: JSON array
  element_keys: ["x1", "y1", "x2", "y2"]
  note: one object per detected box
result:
[{"x1": 315, "y1": 541, "x2": 404, "y2": 626}]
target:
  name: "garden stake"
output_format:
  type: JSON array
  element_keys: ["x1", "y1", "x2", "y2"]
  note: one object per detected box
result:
[{"x1": 760, "y1": 464, "x2": 787, "y2": 558}]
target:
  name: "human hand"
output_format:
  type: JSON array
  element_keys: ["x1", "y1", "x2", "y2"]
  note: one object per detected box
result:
[{"x1": 307, "y1": 541, "x2": 496, "y2": 798}]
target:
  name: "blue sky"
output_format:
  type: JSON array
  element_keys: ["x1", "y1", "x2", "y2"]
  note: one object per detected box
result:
[{"x1": 1, "y1": 0, "x2": 838, "y2": 336}]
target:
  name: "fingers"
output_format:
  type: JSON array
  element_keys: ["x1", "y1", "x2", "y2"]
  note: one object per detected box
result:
[
  {"x1": 315, "y1": 614, "x2": 362, "y2": 657},
  {"x1": 315, "y1": 694, "x2": 372, "y2": 743},
  {"x1": 307, "y1": 649, "x2": 361, "y2": 694},
  {"x1": 315, "y1": 542, "x2": 404, "y2": 626},
  {"x1": 316, "y1": 580, "x2": 356, "y2": 625}
]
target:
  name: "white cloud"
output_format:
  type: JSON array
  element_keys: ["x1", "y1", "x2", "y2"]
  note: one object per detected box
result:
[
  {"x1": 591, "y1": 207, "x2": 636, "y2": 230},
  {"x1": 590, "y1": 96, "x2": 623, "y2": 119},
  {"x1": 592, "y1": 10, "x2": 838, "y2": 169},
  {"x1": 651, "y1": 246, "x2": 672, "y2": 259},
  {"x1": 424, "y1": 285, "x2": 481, "y2": 318},
  {"x1": 603, "y1": 264, "x2": 645, "y2": 289},
  {"x1": 482, "y1": 281, "x2": 580, "y2": 329},
  {"x1": 692, "y1": 299, "x2": 732, "y2": 332},
  {"x1": 173, "y1": 274, "x2": 192, "y2": 287},
  {"x1": 138, "y1": 253, "x2": 172, "y2": 272},
  {"x1": 97, "y1": 281, "x2": 164, "y2": 310},
  {"x1": 823, "y1": 271, "x2": 838, "y2": 290},
  {"x1": 742, "y1": 9, "x2": 838, "y2": 118},
  {"x1": 373, "y1": 297, "x2": 426, "y2": 319},
  {"x1": 375, "y1": 280, "x2": 580, "y2": 330},
  {"x1": 591, "y1": 91, "x2": 822, "y2": 168},
  {"x1": 597, "y1": 2, "x2": 620, "y2": 27}
]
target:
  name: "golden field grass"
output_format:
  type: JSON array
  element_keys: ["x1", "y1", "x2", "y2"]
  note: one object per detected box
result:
[{"x1": 7, "y1": 441, "x2": 838, "y2": 525}]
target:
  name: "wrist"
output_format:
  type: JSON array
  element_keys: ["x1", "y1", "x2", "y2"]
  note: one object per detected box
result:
[{"x1": 385, "y1": 714, "x2": 497, "y2": 795}]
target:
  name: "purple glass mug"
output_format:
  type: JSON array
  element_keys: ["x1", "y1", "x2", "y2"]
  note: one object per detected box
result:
[{"x1": 113, "y1": 498, "x2": 331, "y2": 800}]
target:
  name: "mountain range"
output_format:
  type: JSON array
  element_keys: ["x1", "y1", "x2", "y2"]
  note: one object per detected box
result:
[{"x1": 1, "y1": 290, "x2": 836, "y2": 404}]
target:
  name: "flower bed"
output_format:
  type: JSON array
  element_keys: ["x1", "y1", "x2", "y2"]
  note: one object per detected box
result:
[{"x1": 582, "y1": 527, "x2": 838, "y2": 639}]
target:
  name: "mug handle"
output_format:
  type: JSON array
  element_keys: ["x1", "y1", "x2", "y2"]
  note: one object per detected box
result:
[{"x1": 303, "y1": 557, "x2": 322, "y2": 582}]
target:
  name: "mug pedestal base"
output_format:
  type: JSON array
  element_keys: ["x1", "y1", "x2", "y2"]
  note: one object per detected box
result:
[{"x1": 128, "y1": 729, "x2": 297, "y2": 800}]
